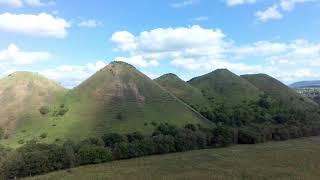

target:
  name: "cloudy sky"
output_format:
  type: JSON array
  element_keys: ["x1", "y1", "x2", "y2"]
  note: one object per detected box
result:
[{"x1": 0, "y1": 0, "x2": 319, "y2": 88}]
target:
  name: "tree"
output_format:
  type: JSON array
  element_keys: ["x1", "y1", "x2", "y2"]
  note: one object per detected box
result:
[
  {"x1": 102, "y1": 133, "x2": 126, "y2": 148},
  {"x1": 152, "y1": 135, "x2": 176, "y2": 154},
  {"x1": 78, "y1": 145, "x2": 112, "y2": 165}
]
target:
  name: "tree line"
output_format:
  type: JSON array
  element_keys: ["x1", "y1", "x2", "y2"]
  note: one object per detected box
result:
[{"x1": 1, "y1": 121, "x2": 320, "y2": 179}]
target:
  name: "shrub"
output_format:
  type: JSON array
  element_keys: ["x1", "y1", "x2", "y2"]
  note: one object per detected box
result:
[
  {"x1": 184, "y1": 124, "x2": 197, "y2": 131},
  {"x1": 211, "y1": 126, "x2": 233, "y2": 147},
  {"x1": 126, "y1": 132, "x2": 144, "y2": 143},
  {"x1": 0, "y1": 128, "x2": 4, "y2": 140},
  {"x1": 238, "y1": 127, "x2": 261, "y2": 144},
  {"x1": 39, "y1": 106, "x2": 50, "y2": 115},
  {"x1": 152, "y1": 135, "x2": 176, "y2": 154},
  {"x1": 78, "y1": 145, "x2": 112, "y2": 165},
  {"x1": 40, "y1": 133, "x2": 48, "y2": 139},
  {"x1": 102, "y1": 133, "x2": 126, "y2": 148}
]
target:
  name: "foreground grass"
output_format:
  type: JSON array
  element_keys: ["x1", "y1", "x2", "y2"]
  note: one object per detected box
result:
[{"x1": 28, "y1": 136, "x2": 320, "y2": 180}]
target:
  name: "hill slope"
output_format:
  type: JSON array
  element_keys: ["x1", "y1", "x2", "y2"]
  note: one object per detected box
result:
[
  {"x1": 188, "y1": 69, "x2": 262, "y2": 109},
  {"x1": 0, "y1": 72, "x2": 66, "y2": 140},
  {"x1": 241, "y1": 74, "x2": 317, "y2": 109},
  {"x1": 155, "y1": 73, "x2": 209, "y2": 111},
  {"x1": 1, "y1": 62, "x2": 212, "y2": 145},
  {"x1": 64, "y1": 61, "x2": 212, "y2": 138}
]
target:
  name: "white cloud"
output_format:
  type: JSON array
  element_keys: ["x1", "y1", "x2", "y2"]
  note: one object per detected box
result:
[
  {"x1": 111, "y1": 25, "x2": 320, "y2": 83},
  {"x1": 0, "y1": 44, "x2": 50, "y2": 65},
  {"x1": 115, "y1": 56, "x2": 159, "y2": 68},
  {"x1": 0, "y1": 0, "x2": 54, "y2": 7},
  {"x1": 39, "y1": 61, "x2": 107, "y2": 88},
  {"x1": 171, "y1": 0, "x2": 196, "y2": 8},
  {"x1": 255, "y1": 5, "x2": 283, "y2": 22},
  {"x1": 279, "y1": 0, "x2": 317, "y2": 11},
  {"x1": 78, "y1": 19, "x2": 101, "y2": 28},
  {"x1": 0, "y1": 0, "x2": 23, "y2": 7},
  {"x1": 0, "y1": 12, "x2": 70, "y2": 38},
  {"x1": 191, "y1": 16, "x2": 209, "y2": 21},
  {"x1": 111, "y1": 25, "x2": 229, "y2": 68},
  {"x1": 224, "y1": 0, "x2": 257, "y2": 6}
]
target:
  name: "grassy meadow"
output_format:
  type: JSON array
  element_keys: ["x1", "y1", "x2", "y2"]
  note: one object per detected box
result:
[{"x1": 28, "y1": 136, "x2": 320, "y2": 180}]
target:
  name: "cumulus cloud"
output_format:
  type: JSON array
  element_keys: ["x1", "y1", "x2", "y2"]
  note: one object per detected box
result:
[
  {"x1": 0, "y1": 0, "x2": 23, "y2": 7},
  {"x1": 171, "y1": 0, "x2": 196, "y2": 8},
  {"x1": 0, "y1": 12, "x2": 70, "y2": 38},
  {"x1": 254, "y1": 0, "x2": 317, "y2": 22},
  {"x1": 224, "y1": 0, "x2": 257, "y2": 6},
  {"x1": 0, "y1": 44, "x2": 51, "y2": 65},
  {"x1": 111, "y1": 25, "x2": 228, "y2": 68},
  {"x1": 0, "y1": 0, "x2": 54, "y2": 7},
  {"x1": 78, "y1": 19, "x2": 101, "y2": 28},
  {"x1": 191, "y1": 16, "x2": 209, "y2": 21},
  {"x1": 279, "y1": 0, "x2": 317, "y2": 11},
  {"x1": 255, "y1": 5, "x2": 283, "y2": 22},
  {"x1": 111, "y1": 25, "x2": 320, "y2": 83},
  {"x1": 39, "y1": 61, "x2": 107, "y2": 88}
]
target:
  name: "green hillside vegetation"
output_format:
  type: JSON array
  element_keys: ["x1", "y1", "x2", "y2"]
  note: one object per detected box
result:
[
  {"x1": 242, "y1": 74, "x2": 317, "y2": 110},
  {"x1": 188, "y1": 69, "x2": 262, "y2": 108},
  {"x1": 0, "y1": 62, "x2": 212, "y2": 146},
  {"x1": 0, "y1": 72, "x2": 67, "y2": 145},
  {"x1": 155, "y1": 73, "x2": 210, "y2": 111},
  {"x1": 22, "y1": 136, "x2": 320, "y2": 180}
]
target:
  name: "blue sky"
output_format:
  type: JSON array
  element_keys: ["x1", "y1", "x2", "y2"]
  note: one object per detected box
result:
[{"x1": 0, "y1": 0, "x2": 320, "y2": 88}]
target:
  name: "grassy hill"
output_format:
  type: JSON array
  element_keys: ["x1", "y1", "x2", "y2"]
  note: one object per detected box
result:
[
  {"x1": 1, "y1": 62, "x2": 212, "y2": 146},
  {"x1": 60, "y1": 61, "x2": 212, "y2": 139},
  {"x1": 188, "y1": 69, "x2": 262, "y2": 109},
  {"x1": 155, "y1": 73, "x2": 210, "y2": 111},
  {"x1": 28, "y1": 136, "x2": 320, "y2": 180},
  {"x1": 241, "y1": 74, "x2": 317, "y2": 110},
  {"x1": 0, "y1": 72, "x2": 66, "y2": 144}
]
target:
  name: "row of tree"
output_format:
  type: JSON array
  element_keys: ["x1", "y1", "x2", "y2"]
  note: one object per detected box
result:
[{"x1": 1, "y1": 121, "x2": 320, "y2": 178}]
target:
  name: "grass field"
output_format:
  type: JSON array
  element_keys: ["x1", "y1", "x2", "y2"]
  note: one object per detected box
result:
[{"x1": 28, "y1": 136, "x2": 320, "y2": 180}]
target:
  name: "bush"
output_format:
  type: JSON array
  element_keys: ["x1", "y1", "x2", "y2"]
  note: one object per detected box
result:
[
  {"x1": 78, "y1": 145, "x2": 112, "y2": 165},
  {"x1": 102, "y1": 133, "x2": 126, "y2": 148},
  {"x1": 40, "y1": 133, "x2": 48, "y2": 139},
  {"x1": 126, "y1": 132, "x2": 144, "y2": 143},
  {"x1": 152, "y1": 135, "x2": 176, "y2": 154},
  {"x1": 238, "y1": 127, "x2": 261, "y2": 144},
  {"x1": 39, "y1": 106, "x2": 50, "y2": 115},
  {"x1": 211, "y1": 126, "x2": 233, "y2": 147},
  {"x1": 0, "y1": 128, "x2": 4, "y2": 140},
  {"x1": 113, "y1": 142, "x2": 130, "y2": 159}
]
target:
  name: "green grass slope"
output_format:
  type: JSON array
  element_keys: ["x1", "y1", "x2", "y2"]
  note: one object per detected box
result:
[
  {"x1": 241, "y1": 74, "x2": 317, "y2": 110},
  {"x1": 188, "y1": 69, "x2": 262, "y2": 108},
  {"x1": 28, "y1": 136, "x2": 320, "y2": 180},
  {"x1": 2, "y1": 62, "x2": 212, "y2": 146},
  {"x1": 0, "y1": 72, "x2": 67, "y2": 144},
  {"x1": 155, "y1": 73, "x2": 210, "y2": 111},
  {"x1": 62, "y1": 61, "x2": 212, "y2": 139}
]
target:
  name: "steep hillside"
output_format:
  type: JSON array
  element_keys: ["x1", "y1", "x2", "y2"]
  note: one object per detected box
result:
[
  {"x1": 155, "y1": 73, "x2": 209, "y2": 111},
  {"x1": 1, "y1": 62, "x2": 212, "y2": 146},
  {"x1": 188, "y1": 69, "x2": 262, "y2": 108},
  {"x1": 0, "y1": 72, "x2": 66, "y2": 140},
  {"x1": 241, "y1": 74, "x2": 317, "y2": 109}
]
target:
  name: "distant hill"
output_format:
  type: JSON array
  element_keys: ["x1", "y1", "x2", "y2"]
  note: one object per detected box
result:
[
  {"x1": 188, "y1": 69, "x2": 262, "y2": 109},
  {"x1": 241, "y1": 74, "x2": 317, "y2": 109},
  {"x1": 155, "y1": 73, "x2": 210, "y2": 111},
  {"x1": 0, "y1": 72, "x2": 66, "y2": 141},
  {"x1": 290, "y1": 81, "x2": 320, "y2": 88},
  {"x1": 0, "y1": 62, "x2": 212, "y2": 146}
]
